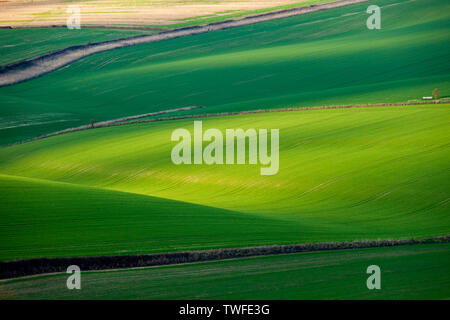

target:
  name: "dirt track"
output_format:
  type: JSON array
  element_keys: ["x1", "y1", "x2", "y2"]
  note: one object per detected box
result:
[{"x1": 0, "y1": 0, "x2": 369, "y2": 87}]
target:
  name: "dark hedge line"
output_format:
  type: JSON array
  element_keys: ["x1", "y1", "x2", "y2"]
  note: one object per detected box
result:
[{"x1": 1, "y1": 235, "x2": 449, "y2": 280}]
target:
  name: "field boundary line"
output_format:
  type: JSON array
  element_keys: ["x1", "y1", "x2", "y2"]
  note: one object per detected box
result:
[
  {"x1": 1, "y1": 235, "x2": 449, "y2": 280},
  {"x1": 2, "y1": 100, "x2": 445, "y2": 148},
  {"x1": 0, "y1": 0, "x2": 370, "y2": 87},
  {"x1": 2, "y1": 106, "x2": 203, "y2": 147}
]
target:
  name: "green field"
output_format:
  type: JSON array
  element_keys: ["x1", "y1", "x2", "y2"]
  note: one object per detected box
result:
[
  {"x1": 0, "y1": 0, "x2": 449, "y2": 300},
  {"x1": 2, "y1": 244, "x2": 449, "y2": 299},
  {"x1": 1, "y1": 0, "x2": 449, "y2": 145},
  {"x1": 0, "y1": 28, "x2": 153, "y2": 67},
  {"x1": 1, "y1": 104, "x2": 449, "y2": 261},
  {"x1": 0, "y1": 173, "x2": 313, "y2": 260}
]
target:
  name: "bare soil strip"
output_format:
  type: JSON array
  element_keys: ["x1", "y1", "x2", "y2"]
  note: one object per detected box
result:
[
  {"x1": 3, "y1": 101, "x2": 443, "y2": 148},
  {"x1": 0, "y1": 0, "x2": 369, "y2": 87},
  {"x1": 1, "y1": 235, "x2": 448, "y2": 280}
]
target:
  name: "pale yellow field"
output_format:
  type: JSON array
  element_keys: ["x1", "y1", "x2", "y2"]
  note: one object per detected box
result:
[{"x1": 0, "y1": 0, "x2": 308, "y2": 27}]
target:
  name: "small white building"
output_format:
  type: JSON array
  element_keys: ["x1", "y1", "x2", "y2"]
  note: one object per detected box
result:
[{"x1": 422, "y1": 96, "x2": 433, "y2": 100}]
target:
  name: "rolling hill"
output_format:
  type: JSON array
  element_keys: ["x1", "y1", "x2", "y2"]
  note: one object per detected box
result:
[
  {"x1": 1, "y1": 104, "x2": 449, "y2": 261},
  {"x1": 1, "y1": 0, "x2": 449, "y2": 145},
  {"x1": 0, "y1": 0, "x2": 449, "y2": 300}
]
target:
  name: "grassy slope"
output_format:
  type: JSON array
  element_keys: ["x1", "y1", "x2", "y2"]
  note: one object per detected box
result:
[
  {"x1": 0, "y1": 105, "x2": 449, "y2": 260},
  {"x1": 1, "y1": 0, "x2": 449, "y2": 145},
  {"x1": 0, "y1": 174, "x2": 313, "y2": 261},
  {"x1": 2, "y1": 244, "x2": 449, "y2": 299},
  {"x1": 0, "y1": 28, "x2": 153, "y2": 67}
]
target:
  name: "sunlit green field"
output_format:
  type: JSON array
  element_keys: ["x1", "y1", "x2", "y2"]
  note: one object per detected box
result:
[
  {"x1": 0, "y1": 173, "x2": 312, "y2": 261},
  {"x1": 1, "y1": 104, "x2": 449, "y2": 261},
  {"x1": 1, "y1": 0, "x2": 449, "y2": 145},
  {"x1": 2, "y1": 244, "x2": 449, "y2": 299},
  {"x1": 0, "y1": 28, "x2": 152, "y2": 67},
  {"x1": 0, "y1": 0, "x2": 449, "y2": 300}
]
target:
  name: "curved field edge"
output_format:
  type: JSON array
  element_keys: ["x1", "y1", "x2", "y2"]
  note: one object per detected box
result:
[
  {"x1": 1, "y1": 235, "x2": 448, "y2": 279},
  {"x1": 0, "y1": 28, "x2": 155, "y2": 67},
  {"x1": 1, "y1": 171, "x2": 446, "y2": 263},
  {"x1": 0, "y1": 173, "x2": 313, "y2": 261},
  {"x1": 2, "y1": 0, "x2": 448, "y2": 145},
  {"x1": 2, "y1": 243, "x2": 449, "y2": 299},
  {"x1": 4, "y1": 105, "x2": 204, "y2": 147},
  {"x1": 3, "y1": 102, "x2": 443, "y2": 147},
  {"x1": 0, "y1": 105, "x2": 449, "y2": 261},
  {"x1": 0, "y1": 0, "x2": 370, "y2": 87}
]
